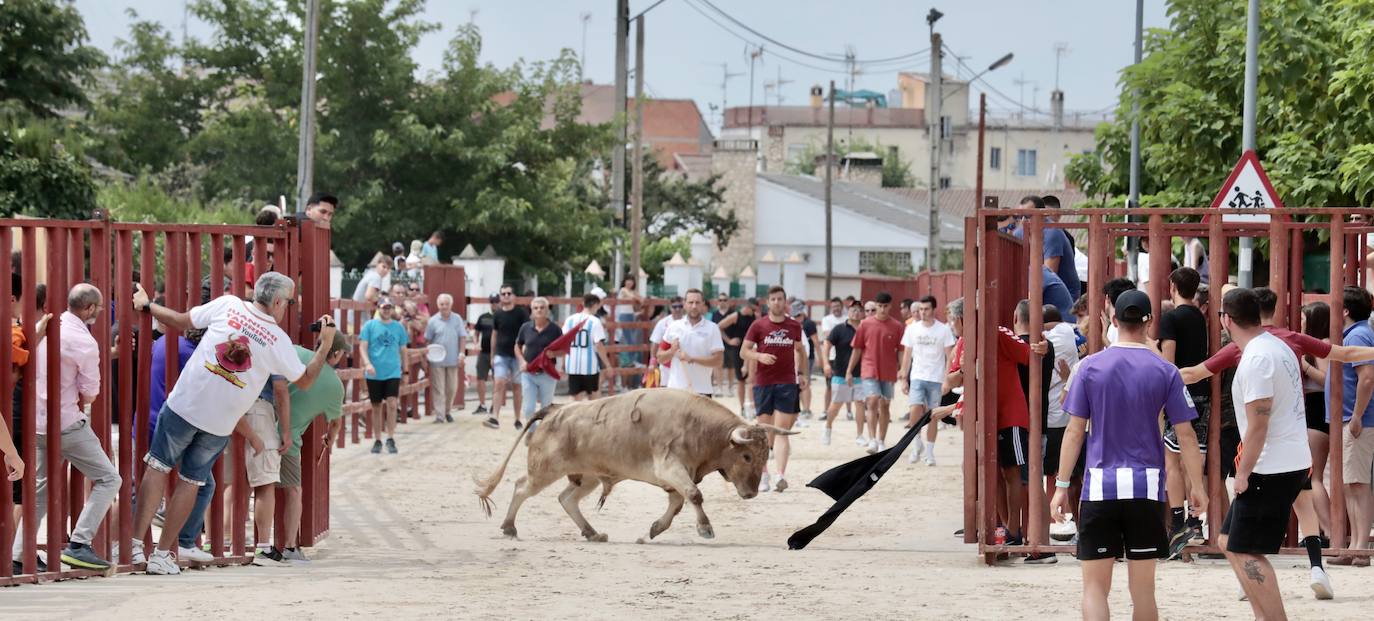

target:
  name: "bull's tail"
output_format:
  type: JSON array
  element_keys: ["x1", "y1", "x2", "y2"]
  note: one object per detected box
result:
[{"x1": 473, "y1": 406, "x2": 555, "y2": 517}]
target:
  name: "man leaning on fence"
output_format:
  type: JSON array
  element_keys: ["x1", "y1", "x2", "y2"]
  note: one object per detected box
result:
[
  {"x1": 11, "y1": 284, "x2": 121, "y2": 572},
  {"x1": 424, "y1": 293, "x2": 467, "y2": 423},
  {"x1": 125, "y1": 272, "x2": 336, "y2": 575}
]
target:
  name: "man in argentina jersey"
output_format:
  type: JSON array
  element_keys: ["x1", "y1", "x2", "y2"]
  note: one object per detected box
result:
[
  {"x1": 563, "y1": 292, "x2": 612, "y2": 401},
  {"x1": 1050, "y1": 290, "x2": 1207, "y2": 620}
]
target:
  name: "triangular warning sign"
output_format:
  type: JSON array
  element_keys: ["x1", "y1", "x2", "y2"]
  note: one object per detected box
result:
[{"x1": 1209, "y1": 150, "x2": 1285, "y2": 223}]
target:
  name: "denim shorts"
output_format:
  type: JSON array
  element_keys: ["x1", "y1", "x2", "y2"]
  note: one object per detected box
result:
[
  {"x1": 492, "y1": 355, "x2": 521, "y2": 380},
  {"x1": 145, "y1": 404, "x2": 231, "y2": 486},
  {"x1": 909, "y1": 379, "x2": 943, "y2": 411},
  {"x1": 860, "y1": 378, "x2": 895, "y2": 401}
]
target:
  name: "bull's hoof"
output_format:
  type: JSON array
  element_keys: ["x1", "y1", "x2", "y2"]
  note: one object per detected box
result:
[
  {"x1": 697, "y1": 524, "x2": 715, "y2": 539},
  {"x1": 649, "y1": 520, "x2": 669, "y2": 540},
  {"x1": 501, "y1": 525, "x2": 518, "y2": 539},
  {"x1": 584, "y1": 532, "x2": 609, "y2": 543}
]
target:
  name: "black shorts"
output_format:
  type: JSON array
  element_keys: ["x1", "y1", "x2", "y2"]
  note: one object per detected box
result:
[
  {"x1": 567, "y1": 373, "x2": 600, "y2": 395},
  {"x1": 1043, "y1": 426, "x2": 1085, "y2": 478},
  {"x1": 1305, "y1": 392, "x2": 1328, "y2": 432},
  {"x1": 366, "y1": 378, "x2": 401, "y2": 404},
  {"x1": 724, "y1": 347, "x2": 747, "y2": 381},
  {"x1": 1164, "y1": 393, "x2": 1210, "y2": 453},
  {"x1": 10, "y1": 384, "x2": 23, "y2": 503},
  {"x1": 476, "y1": 352, "x2": 492, "y2": 381},
  {"x1": 1221, "y1": 469, "x2": 1308, "y2": 555},
  {"x1": 754, "y1": 384, "x2": 799, "y2": 416},
  {"x1": 1077, "y1": 499, "x2": 1169, "y2": 561},
  {"x1": 997, "y1": 426, "x2": 1030, "y2": 474},
  {"x1": 1220, "y1": 426, "x2": 1242, "y2": 479}
]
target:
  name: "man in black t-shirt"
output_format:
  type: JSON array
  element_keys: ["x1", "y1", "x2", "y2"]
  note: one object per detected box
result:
[
  {"x1": 821, "y1": 303, "x2": 863, "y2": 445},
  {"x1": 1157, "y1": 267, "x2": 1211, "y2": 553},
  {"x1": 470, "y1": 294, "x2": 497, "y2": 415},
  {"x1": 485, "y1": 286, "x2": 530, "y2": 429},
  {"x1": 793, "y1": 299, "x2": 820, "y2": 420},
  {"x1": 718, "y1": 300, "x2": 758, "y2": 416}
]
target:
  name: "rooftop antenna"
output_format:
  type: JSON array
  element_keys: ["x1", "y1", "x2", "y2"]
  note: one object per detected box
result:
[
  {"x1": 1013, "y1": 73, "x2": 1030, "y2": 118},
  {"x1": 720, "y1": 62, "x2": 743, "y2": 132},
  {"x1": 773, "y1": 66, "x2": 793, "y2": 105},
  {"x1": 1053, "y1": 42, "x2": 1070, "y2": 90}
]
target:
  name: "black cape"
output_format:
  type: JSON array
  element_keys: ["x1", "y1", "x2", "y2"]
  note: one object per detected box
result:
[{"x1": 787, "y1": 411, "x2": 933, "y2": 550}]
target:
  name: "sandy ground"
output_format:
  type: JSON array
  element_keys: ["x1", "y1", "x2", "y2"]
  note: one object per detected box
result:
[{"x1": 5, "y1": 384, "x2": 1373, "y2": 620}]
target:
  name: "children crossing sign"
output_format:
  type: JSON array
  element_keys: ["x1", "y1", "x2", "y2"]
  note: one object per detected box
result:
[{"x1": 1209, "y1": 150, "x2": 1284, "y2": 223}]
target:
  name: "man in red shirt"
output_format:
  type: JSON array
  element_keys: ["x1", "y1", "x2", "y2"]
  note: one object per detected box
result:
[
  {"x1": 743, "y1": 286, "x2": 808, "y2": 493},
  {"x1": 846, "y1": 292, "x2": 906, "y2": 454}
]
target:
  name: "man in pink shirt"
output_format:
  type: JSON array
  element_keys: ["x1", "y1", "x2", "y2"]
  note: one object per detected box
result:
[{"x1": 13, "y1": 283, "x2": 121, "y2": 570}]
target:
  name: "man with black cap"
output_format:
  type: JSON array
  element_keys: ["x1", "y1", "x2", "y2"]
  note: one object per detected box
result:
[{"x1": 1052, "y1": 290, "x2": 1206, "y2": 620}]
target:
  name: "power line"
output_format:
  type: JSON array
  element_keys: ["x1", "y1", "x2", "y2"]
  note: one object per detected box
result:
[
  {"x1": 680, "y1": 0, "x2": 863, "y2": 76},
  {"x1": 694, "y1": 0, "x2": 928, "y2": 66}
]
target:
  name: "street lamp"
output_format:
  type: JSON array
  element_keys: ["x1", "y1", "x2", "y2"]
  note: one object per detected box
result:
[{"x1": 943, "y1": 53, "x2": 1014, "y2": 102}]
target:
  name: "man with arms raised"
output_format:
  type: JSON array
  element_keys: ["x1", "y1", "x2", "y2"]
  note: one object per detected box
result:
[
  {"x1": 127, "y1": 273, "x2": 335, "y2": 574},
  {"x1": 742, "y1": 287, "x2": 807, "y2": 492},
  {"x1": 1052, "y1": 290, "x2": 1206, "y2": 620}
]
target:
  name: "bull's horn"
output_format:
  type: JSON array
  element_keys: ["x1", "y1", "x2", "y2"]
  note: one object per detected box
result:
[
  {"x1": 755, "y1": 423, "x2": 801, "y2": 436},
  {"x1": 730, "y1": 426, "x2": 752, "y2": 445}
]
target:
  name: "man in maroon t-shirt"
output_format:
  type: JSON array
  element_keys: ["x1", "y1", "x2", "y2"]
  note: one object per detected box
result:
[
  {"x1": 846, "y1": 292, "x2": 905, "y2": 453},
  {"x1": 743, "y1": 286, "x2": 808, "y2": 493}
]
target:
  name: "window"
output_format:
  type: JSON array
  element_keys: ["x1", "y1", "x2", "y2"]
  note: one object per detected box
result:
[
  {"x1": 1016, "y1": 149, "x2": 1037, "y2": 176},
  {"x1": 989, "y1": 147, "x2": 1002, "y2": 170},
  {"x1": 859, "y1": 250, "x2": 913, "y2": 275},
  {"x1": 939, "y1": 176, "x2": 951, "y2": 189}
]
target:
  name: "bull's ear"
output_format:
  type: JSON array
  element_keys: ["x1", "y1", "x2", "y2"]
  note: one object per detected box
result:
[{"x1": 730, "y1": 426, "x2": 751, "y2": 445}]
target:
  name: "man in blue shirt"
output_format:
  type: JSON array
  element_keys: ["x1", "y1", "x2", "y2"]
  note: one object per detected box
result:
[
  {"x1": 1042, "y1": 267, "x2": 1076, "y2": 322},
  {"x1": 1328, "y1": 286, "x2": 1374, "y2": 563},
  {"x1": 1039, "y1": 195, "x2": 1082, "y2": 302},
  {"x1": 421, "y1": 231, "x2": 443, "y2": 263},
  {"x1": 360, "y1": 298, "x2": 410, "y2": 454}
]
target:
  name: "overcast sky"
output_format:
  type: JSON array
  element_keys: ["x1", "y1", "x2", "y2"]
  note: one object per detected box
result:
[{"x1": 73, "y1": 0, "x2": 1170, "y2": 129}]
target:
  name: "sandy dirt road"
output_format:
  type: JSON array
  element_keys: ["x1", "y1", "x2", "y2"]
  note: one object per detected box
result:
[{"x1": 4, "y1": 387, "x2": 1370, "y2": 620}]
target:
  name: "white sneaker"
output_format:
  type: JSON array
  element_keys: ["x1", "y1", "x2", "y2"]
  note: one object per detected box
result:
[
  {"x1": 866, "y1": 439, "x2": 879, "y2": 454},
  {"x1": 758, "y1": 472, "x2": 772, "y2": 493},
  {"x1": 115, "y1": 540, "x2": 146, "y2": 564},
  {"x1": 178, "y1": 545, "x2": 214, "y2": 563},
  {"x1": 925, "y1": 455, "x2": 937, "y2": 467},
  {"x1": 795, "y1": 418, "x2": 810, "y2": 428},
  {"x1": 145, "y1": 549, "x2": 180, "y2": 575},
  {"x1": 908, "y1": 444, "x2": 922, "y2": 464},
  {"x1": 252, "y1": 547, "x2": 289, "y2": 567},
  {"x1": 821, "y1": 428, "x2": 832, "y2": 445},
  {"x1": 876, "y1": 440, "x2": 886, "y2": 452},
  {"x1": 1311, "y1": 566, "x2": 1334, "y2": 600},
  {"x1": 855, "y1": 435, "x2": 869, "y2": 447}
]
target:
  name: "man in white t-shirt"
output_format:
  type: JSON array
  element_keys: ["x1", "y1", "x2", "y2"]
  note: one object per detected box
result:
[
  {"x1": 127, "y1": 272, "x2": 337, "y2": 575},
  {"x1": 352, "y1": 259, "x2": 391, "y2": 304},
  {"x1": 1041, "y1": 304, "x2": 1081, "y2": 513},
  {"x1": 898, "y1": 295, "x2": 955, "y2": 465},
  {"x1": 563, "y1": 292, "x2": 612, "y2": 400},
  {"x1": 1217, "y1": 288, "x2": 1312, "y2": 618},
  {"x1": 658, "y1": 289, "x2": 724, "y2": 397}
]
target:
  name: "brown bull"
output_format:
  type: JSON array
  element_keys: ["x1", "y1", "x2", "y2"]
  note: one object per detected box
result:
[{"x1": 474, "y1": 389, "x2": 796, "y2": 542}]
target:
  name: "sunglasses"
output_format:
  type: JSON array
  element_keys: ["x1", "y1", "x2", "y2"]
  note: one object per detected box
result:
[{"x1": 671, "y1": 304, "x2": 684, "y2": 309}]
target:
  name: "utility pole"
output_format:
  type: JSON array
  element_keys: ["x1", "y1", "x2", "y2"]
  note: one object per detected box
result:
[
  {"x1": 926, "y1": 30, "x2": 943, "y2": 274},
  {"x1": 294, "y1": 0, "x2": 321, "y2": 214},
  {"x1": 630, "y1": 16, "x2": 645, "y2": 284},
  {"x1": 1238, "y1": 0, "x2": 1259, "y2": 287},
  {"x1": 1127, "y1": 0, "x2": 1143, "y2": 282},
  {"x1": 825, "y1": 80, "x2": 835, "y2": 299},
  {"x1": 612, "y1": 0, "x2": 628, "y2": 287}
]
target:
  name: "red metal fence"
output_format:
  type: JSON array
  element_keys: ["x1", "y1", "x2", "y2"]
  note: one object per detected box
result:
[
  {"x1": 962, "y1": 207, "x2": 1374, "y2": 564},
  {"x1": 1, "y1": 214, "x2": 333, "y2": 584}
]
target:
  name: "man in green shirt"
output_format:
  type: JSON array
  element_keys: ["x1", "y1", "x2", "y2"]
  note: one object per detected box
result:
[{"x1": 274, "y1": 332, "x2": 348, "y2": 562}]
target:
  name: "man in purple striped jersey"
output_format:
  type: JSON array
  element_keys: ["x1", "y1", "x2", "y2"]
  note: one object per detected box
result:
[{"x1": 1051, "y1": 290, "x2": 1207, "y2": 620}]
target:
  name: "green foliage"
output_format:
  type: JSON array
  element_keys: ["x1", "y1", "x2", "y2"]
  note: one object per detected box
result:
[
  {"x1": 632, "y1": 152, "x2": 736, "y2": 250},
  {"x1": 1072, "y1": 0, "x2": 1374, "y2": 210},
  {"x1": 0, "y1": 107, "x2": 98, "y2": 218},
  {"x1": 786, "y1": 136, "x2": 915, "y2": 187},
  {"x1": 99, "y1": 175, "x2": 252, "y2": 225},
  {"x1": 0, "y1": 0, "x2": 106, "y2": 117},
  {"x1": 641, "y1": 235, "x2": 692, "y2": 282}
]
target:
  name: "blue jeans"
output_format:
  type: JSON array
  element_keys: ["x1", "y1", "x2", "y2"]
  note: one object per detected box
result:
[
  {"x1": 520, "y1": 372, "x2": 557, "y2": 417},
  {"x1": 617, "y1": 312, "x2": 642, "y2": 389},
  {"x1": 180, "y1": 473, "x2": 216, "y2": 549},
  {"x1": 146, "y1": 404, "x2": 231, "y2": 486}
]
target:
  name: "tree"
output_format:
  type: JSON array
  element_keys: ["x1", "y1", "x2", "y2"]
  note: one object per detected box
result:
[
  {"x1": 1069, "y1": 0, "x2": 1374, "y2": 210},
  {"x1": 634, "y1": 152, "x2": 736, "y2": 251},
  {"x1": 0, "y1": 103, "x2": 98, "y2": 218},
  {"x1": 0, "y1": 0, "x2": 106, "y2": 117}
]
